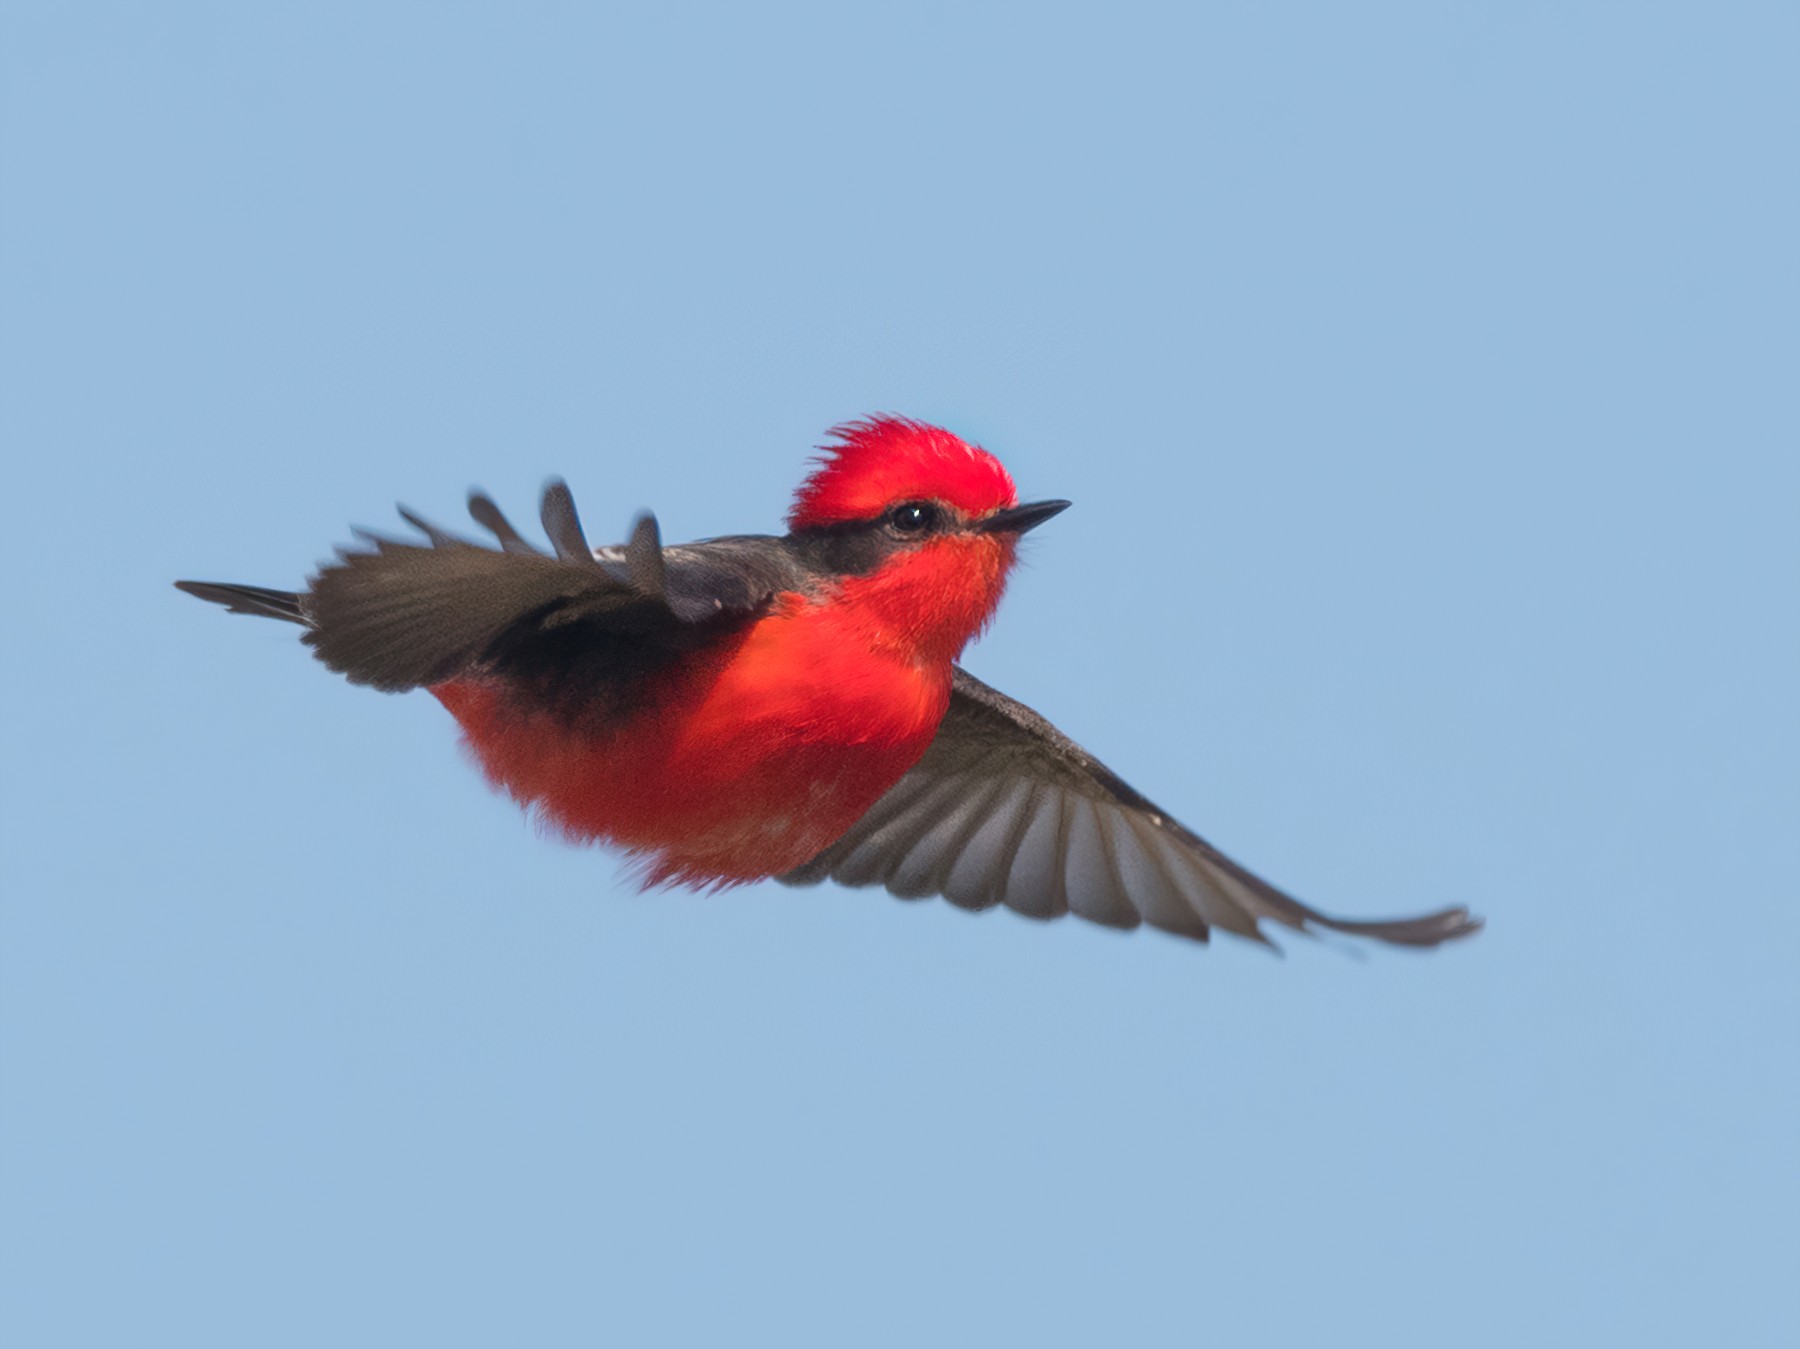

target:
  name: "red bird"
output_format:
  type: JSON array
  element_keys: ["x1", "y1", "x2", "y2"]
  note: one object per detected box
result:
[{"x1": 177, "y1": 416, "x2": 1479, "y2": 949}]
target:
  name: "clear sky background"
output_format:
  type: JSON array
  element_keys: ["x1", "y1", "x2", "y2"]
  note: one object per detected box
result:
[{"x1": 3, "y1": 4, "x2": 1796, "y2": 1346}]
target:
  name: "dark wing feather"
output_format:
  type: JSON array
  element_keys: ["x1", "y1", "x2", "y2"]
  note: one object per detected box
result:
[
  {"x1": 466, "y1": 492, "x2": 541, "y2": 556},
  {"x1": 178, "y1": 483, "x2": 808, "y2": 695},
  {"x1": 539, "y1": 479, "x2": 601, "y2": 564},
  {"x1": 781, "y1": 667, "x2": 1482, "y2": 949}
]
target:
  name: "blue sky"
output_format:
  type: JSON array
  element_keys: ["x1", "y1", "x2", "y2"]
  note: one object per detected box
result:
[{"x1": 3, "y1": 3, "x2": 1796, "y2": 1346}]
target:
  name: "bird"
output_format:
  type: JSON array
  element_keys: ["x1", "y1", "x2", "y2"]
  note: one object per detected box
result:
[{"x1": 176, "y1": 415, "x2": 1480, "y2": 950}]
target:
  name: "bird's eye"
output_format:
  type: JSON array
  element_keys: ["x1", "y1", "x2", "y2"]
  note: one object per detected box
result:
[{"x1": 886, "y1": 501, "x2": 941, "y2": 535}]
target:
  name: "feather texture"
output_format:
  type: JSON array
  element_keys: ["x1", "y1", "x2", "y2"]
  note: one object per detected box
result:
[{"x1": 781, "y1": 667, "x2": 1482, "y2": 949}]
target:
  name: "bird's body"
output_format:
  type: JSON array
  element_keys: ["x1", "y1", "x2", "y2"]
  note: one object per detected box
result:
[
  {"x1": 177, "y1": 417, "x2": 1481, "y2": 950},
  {"x1": 432, "y1": 585, "x2": 952, "y2": 886}
]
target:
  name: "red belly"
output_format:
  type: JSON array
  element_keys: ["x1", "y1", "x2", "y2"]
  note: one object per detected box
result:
[{"x1": 431, "y1": 602, "x2": 949, "y2": 888}]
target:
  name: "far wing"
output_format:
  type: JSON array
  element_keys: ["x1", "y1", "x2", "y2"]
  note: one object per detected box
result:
[
  {"x1": 779, "y1": 667, "x2": 1481, "y2": 948},
  {"x1": 182, "y1": 482, "x2": 802, "y2": 695}
]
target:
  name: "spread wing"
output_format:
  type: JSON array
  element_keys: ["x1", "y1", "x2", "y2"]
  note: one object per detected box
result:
[
  {"x1": 779, "y1": 667, "x2": 1482, "y2": 949},
  {"x1": 177, "y1": 482, "x2": 805, "y2": 695}
]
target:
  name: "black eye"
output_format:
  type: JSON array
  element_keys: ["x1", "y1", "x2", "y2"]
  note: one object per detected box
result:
[{"x1": 887, "y1": 501, "x2": 941, "y2": 535}]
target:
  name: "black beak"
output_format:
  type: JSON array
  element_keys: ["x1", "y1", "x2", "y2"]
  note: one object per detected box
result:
[{"x1": 978, "y1": 499, "x2": 1071, "y2": 535}]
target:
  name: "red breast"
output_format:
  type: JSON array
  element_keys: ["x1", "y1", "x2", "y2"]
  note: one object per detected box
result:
[{"x1": 432, "y1": 576, "x2": 966, "y2": 887}]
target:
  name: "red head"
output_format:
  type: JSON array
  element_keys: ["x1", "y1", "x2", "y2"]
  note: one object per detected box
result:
[
  {"x1": 786, "y1": 416, "x2": 1068, "y2": 667},
  {"x1": 787, "y1": 416, "x2": 1019, "y2": 531}
]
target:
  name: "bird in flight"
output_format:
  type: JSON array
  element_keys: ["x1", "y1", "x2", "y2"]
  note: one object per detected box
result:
[{"x1": 177, "y1": 416, "x2": 1480, "y2": 950}]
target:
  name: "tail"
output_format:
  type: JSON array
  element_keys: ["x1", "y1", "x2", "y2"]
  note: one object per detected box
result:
[{"x1": 174, "y1": 580, "x2": 310, "y2": 626}]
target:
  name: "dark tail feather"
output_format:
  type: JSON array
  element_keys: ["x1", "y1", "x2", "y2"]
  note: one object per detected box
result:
[{"x1": 175, "y1": 580, "x2": 309, "y2": 626}]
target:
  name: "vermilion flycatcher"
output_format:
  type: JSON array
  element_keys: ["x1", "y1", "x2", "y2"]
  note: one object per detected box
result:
[{"x1": 178, "y1": 416, "x2": 1479, "y2": 949}]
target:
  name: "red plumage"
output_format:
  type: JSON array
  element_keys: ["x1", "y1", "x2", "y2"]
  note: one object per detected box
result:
[
  {"x1": 787, "y1": 416, "x2": 1017, "y2": 530},
  {"x1": 433, "y1": 589, "x2": 955, "y2": 888}
]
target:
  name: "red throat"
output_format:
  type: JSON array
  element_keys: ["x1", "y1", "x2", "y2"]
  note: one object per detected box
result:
[{"x1": 826, "y1": 533, "x2": 1018, "y2": 667}]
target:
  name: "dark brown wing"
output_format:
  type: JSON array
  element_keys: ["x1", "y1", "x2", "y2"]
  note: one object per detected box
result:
[
  {"x1": 779, "y1": 667, "x2": 1482, "y2": 949},
  {"x1": 177, "y1": 482, "x2": 808, "y2": 695}
]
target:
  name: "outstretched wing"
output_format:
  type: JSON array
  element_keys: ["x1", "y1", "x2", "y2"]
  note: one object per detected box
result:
[
  {"x1": 780, "y1": 667, "x2": 1482, "y2": 949},
  {"x1": 177, "y1": 482, "x2": 805, "y2": 696}
]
